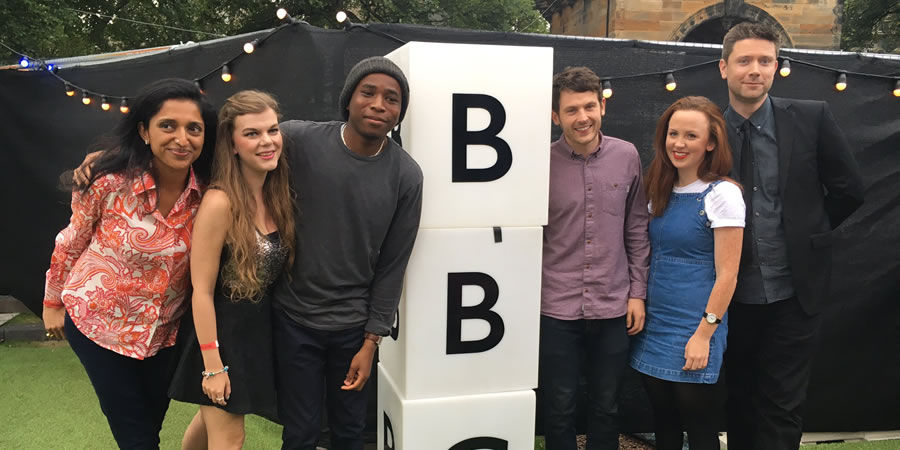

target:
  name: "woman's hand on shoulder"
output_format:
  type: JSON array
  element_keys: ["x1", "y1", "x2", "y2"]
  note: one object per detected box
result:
[{"x1": 72, "y1": 151, "x2": 103, "y2": 187}]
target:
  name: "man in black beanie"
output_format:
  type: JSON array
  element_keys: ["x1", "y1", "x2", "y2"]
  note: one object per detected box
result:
[{"x1": 273, "y1": 56, "x2": 423, "y2": 450}]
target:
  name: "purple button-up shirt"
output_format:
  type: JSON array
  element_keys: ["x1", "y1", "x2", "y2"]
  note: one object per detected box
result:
[{"x1": 541, "y1": 133, "x2": 650, "y2": 320}]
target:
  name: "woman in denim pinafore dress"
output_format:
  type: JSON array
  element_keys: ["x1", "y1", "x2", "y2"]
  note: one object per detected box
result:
[
  {"x1": 631, "y1": 180, "x2": 727, "y2": 383},
  {"x1": 630, "y1": 97, "x2": 745, "y2": 450}
]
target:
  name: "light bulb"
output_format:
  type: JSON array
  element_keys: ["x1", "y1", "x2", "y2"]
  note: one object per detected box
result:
[
  {"x1": 835, "y1": 72, "x2": 847, "y2": 92},
  {"x1": 779, "y1": 59, "x2": 791, "y2": 77},
  {"x1": 665, "y1": 73, "x2": 676, "y2": 92}
]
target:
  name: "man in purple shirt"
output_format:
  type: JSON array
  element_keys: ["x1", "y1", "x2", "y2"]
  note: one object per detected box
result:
[{"x1": 540, "y1": 66, "x2": 651, "y2": 450}]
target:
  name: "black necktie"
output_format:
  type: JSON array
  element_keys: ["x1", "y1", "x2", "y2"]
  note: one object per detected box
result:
[{"x1": 740, "y1": 120, "x2": 754, "y2": 263}]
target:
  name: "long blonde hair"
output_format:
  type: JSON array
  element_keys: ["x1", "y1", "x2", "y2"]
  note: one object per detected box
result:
[{"x1": 211, "y1": 90, "x2": 296, "y2": 301}]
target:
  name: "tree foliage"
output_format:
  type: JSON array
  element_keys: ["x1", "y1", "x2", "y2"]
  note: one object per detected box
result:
[
  {"x1": 841, "y1": 0, "x2": 900, "y2": 53},
  {"x1": 1, "y1": 0, "x2": 547, "y2": 63}
]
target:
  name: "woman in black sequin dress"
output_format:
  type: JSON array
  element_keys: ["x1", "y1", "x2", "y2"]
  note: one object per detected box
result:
[{"x1": 169, "y1": 90, "x2": 296, "y2": 448}]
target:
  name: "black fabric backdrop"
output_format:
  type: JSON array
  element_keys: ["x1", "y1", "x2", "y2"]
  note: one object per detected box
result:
[{"x1": 1, "y1": 23, "x2": 898, "y2": 433}]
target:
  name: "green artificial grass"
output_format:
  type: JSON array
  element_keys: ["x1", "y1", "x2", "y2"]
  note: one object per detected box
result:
[
  {"x1": 533, "y1": 434, "x2": 900, "y2": 450},
  {"x1": 1, "y1": 342, "x2": 895, "y2": 450},
  {"x1": 0, "y1": 341, "x2": 282, "y2": 449},
  {"x1": 816, "y1": 442, "x2": 900, "y2": 449},
  {"x1": 4, "y1": 310, "x2": 42, "y2": 326}
]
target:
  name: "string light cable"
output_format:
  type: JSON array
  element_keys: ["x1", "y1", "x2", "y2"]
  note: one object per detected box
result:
[
  {"x1": 0, "y1": 8, "x2": 310, "y2": 111},
  {"x1": 62, "y1": 7, "x2": 227, "y2": 38},
  {"x1": 523, "y1": 0, "x2": 558, "y2": 32},
  {"x1": 3, "y1": 15, "x2": 900, "y2": 110},
  {"x1": 336, "y1": 11, "x2": 406, "y2": 45},
  {"x1": 778, "y1": 55, "x2": 898, "y2": 92}
]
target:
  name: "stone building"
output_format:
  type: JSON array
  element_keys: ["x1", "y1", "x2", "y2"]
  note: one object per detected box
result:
[{"x1": 535, "y1": 0, "x2": 846, "y2": 50}]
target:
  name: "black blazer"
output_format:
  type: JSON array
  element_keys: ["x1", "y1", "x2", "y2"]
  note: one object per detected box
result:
[{"x1": 727, "y1": 96, "x2": 865, "y2": 315}]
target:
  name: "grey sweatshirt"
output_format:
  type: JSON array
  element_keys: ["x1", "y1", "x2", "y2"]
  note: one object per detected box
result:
[{"x1": 273, "y1": 120, "x2": 423, "y2": 336}]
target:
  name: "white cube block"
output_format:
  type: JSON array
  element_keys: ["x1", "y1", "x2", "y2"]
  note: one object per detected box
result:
[
  {"x1": 379, "y1": 227, "x2": 542, "y2": 400},
  {"x1": 377, "y1": 364, "x2": 536, "y2": 450},
  {"x1": 386, "y1": 42, "x2": 552, "y2": 229}
]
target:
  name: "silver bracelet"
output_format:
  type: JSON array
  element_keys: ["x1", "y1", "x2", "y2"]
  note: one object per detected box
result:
[{"x1": 201, "y1": 365, "x2": 229, "y2": 378}]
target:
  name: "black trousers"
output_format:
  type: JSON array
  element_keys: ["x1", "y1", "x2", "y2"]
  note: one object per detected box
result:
[
  {"x1": 725, "y1": 297, "x2": 821, "y2": 450},
  {"x1": 64, "y1": 313, "x2": 178, "y2": 450},
  {"x1": 538, "y1": 315, "x2": 629, "y2": 450},
  {"x1": 273, "y1": 308, "x2": 369, "y2": 450}
]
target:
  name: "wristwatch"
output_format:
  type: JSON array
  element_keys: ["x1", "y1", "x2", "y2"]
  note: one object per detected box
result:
[
  {"x1": 364, "y1": 332, "x2": 383, "y2": 346},
  {"x1": 703, "y1": 312, "x2": 722, "y2": 324}
]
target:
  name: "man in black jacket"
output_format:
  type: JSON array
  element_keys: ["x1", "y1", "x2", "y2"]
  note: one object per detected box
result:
[{"x1": 718, "y1": 22, "x2": 865, "y2": 450}]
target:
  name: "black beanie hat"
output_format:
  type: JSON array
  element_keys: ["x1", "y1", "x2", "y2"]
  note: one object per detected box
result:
[{"x1": 339, "y1": 56, "x2": 410, "y2": 123}]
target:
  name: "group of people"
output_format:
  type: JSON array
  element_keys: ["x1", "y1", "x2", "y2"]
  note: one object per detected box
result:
[
  {"x1": 541, "y1": 22, "x2": 863, "y2": 450},
  {"x1": 42, "y1": 56, "x2": 421, "y2": 450},
  {"x1": 40, "y1": 21, "x2": 863, "y2": 450}
]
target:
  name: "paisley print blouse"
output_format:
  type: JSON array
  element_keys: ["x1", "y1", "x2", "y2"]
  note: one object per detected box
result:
[{"x1": 44, "y1": 170, "x2": 202, "y2": 359}]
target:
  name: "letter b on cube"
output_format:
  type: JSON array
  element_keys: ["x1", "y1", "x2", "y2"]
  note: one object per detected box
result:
[
  {"x1": 386, "y1": 42, "x2": 552, "y2": 228},
  {"x1": 379, "y1": 227, "x2": 542, "y2": 399}
]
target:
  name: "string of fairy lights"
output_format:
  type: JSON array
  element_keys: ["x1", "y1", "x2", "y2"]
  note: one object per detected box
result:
[
  {"x1": 596, "y1": 55, "x2": 900, "y2": 99},
  {"x1": 3, "y1": 7, "x2": 900, "y2": 113}
]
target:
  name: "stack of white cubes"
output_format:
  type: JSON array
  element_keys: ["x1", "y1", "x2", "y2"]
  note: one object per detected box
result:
[{"x1": 378, "y1": 42, "x2": 553, "y2": 449}]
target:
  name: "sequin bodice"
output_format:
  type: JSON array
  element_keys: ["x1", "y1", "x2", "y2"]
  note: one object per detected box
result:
[{"x1": 219, "y1": 231, "x2": 288, "y2": 298}]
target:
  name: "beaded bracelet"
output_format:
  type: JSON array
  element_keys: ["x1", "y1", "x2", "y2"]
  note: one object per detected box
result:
[{"x1": 201, "y1": 366, "x2": 229, "y2": 379}]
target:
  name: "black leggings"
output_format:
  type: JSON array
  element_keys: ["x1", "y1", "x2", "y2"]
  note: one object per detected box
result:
[{"x1": 641, "y1": 374, "x2": 725, "y2": 450}]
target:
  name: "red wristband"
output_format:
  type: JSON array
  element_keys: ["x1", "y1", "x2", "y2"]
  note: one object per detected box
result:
[{"x1": 199, "y1": 340, "x2": 219, "y2": 351}]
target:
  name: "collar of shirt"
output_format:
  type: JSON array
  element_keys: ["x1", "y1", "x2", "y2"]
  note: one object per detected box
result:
[
  {"x1": 130, "y1": 167, "x2": 203, "y2": 197},
  {"x1": 553, "y1": 132, "x2": 605, "y2": 161},
  {"x1": 725, "y1": 96, "x2": 773, "y2": 133}
]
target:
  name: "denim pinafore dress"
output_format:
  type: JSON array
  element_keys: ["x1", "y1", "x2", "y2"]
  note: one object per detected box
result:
[{"x1": 630, "y1": 181, "x2": 726, "y2": 384}]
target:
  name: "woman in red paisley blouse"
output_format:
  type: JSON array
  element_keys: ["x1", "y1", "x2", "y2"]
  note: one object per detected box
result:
[{"x1": 42, "y1": 78, "x2": 217, "y2": 450}]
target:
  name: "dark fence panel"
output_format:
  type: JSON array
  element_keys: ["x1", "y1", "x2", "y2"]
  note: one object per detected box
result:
[{"x1": 2, "y1": 23, "x2": 898, "y2": 433}]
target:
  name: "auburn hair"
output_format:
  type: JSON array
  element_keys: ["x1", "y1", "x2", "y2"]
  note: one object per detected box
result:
[
  {"x1": 211, "y1": 90, "x2": 296, "y2": 301},
  {"x1": 645, "y1": 96, "x2": 738, "y2": 217}
]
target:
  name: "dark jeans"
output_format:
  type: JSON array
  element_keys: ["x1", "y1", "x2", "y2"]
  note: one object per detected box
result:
[
  {"x1": 725, "y1": 297, "x2": 821, "y2": 450},
  {"x1": 64, "y1": 313, "x2": 177, "y2": 450},
  {"x1": 539, "y1": 314, "x2": 629, "y2": 450},
  {"x1": 274, "y1": 308, "x2": 369, "y2": 450},
  {"x1": 641, "y1": 374, "x2": 725, "y2": 450}
]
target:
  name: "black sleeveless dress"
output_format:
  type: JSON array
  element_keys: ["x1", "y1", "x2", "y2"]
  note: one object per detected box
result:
[{"x1": 169, "y1": 231, "x2": 287, "y2": 422}]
